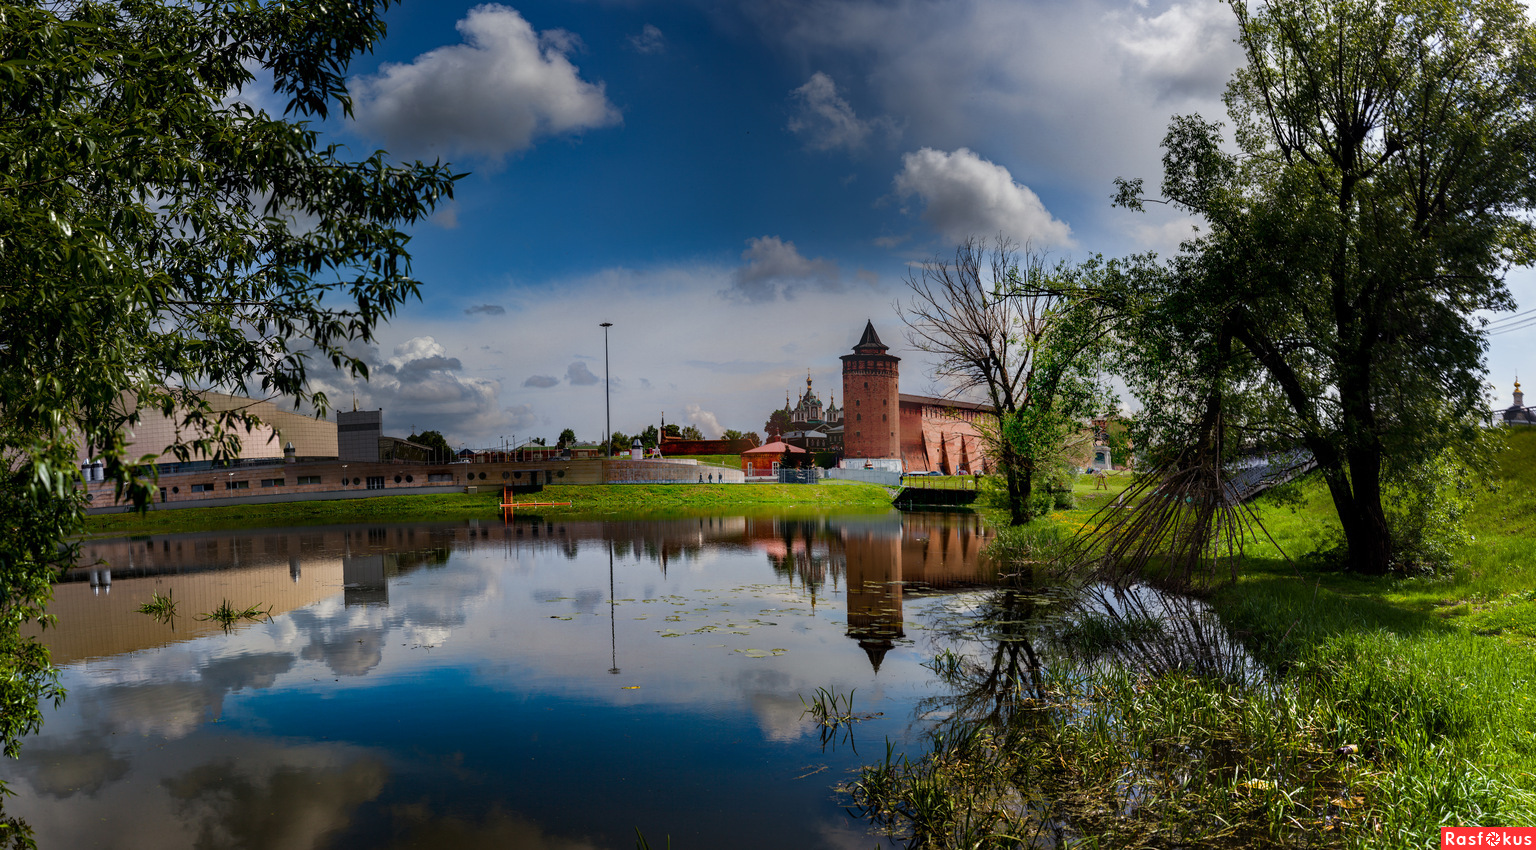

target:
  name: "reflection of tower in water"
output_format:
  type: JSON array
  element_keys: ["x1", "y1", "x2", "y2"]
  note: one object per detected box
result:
[
  {"x1": 762, "y1": 519, "x2": 840, "y2": 608},
  {"x1": 843, "y1": 528, "x2": 903, "y2": 673}
]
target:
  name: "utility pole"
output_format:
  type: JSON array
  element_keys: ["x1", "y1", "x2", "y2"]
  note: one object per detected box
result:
[{"x1": 600, "y1": 322, "x2": 613, "y2": 457}]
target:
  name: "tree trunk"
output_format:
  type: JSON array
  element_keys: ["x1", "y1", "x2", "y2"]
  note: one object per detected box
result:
[
  {"x1": 1341, "y1": 444, "x2": 1393, "y2": 575},
  {"x1": 998, "y1": 438, "x2": 1028, "y2": 525}
]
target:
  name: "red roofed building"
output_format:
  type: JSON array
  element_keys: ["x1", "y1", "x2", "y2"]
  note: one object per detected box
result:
[{"x1": 740, "y1": 440, "x2": 807, "y2": 476}]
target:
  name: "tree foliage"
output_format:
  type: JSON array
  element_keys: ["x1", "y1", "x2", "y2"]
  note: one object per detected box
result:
[
  {"x1": 0, "y1": 0, "x2": 459, "y2": 774},
  {"x1": 1114, "y1": 0, "x2": 1535, "y2": 573},
  {"x1": 406, "y1": 430, "x2": 453, "y2": 463},
  {"x1": 638, "y1": 424, "x2": 659, "y2": 448},
  {"x1": 764, "y1": 409, "x2": 791, "y2": 438},
  {"x1": 901, "y1": 238, "x2": 1111, "y2": 525}
]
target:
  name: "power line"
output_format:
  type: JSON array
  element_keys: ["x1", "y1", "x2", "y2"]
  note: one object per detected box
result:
[
  {"x1": 1485, "y1": 306, "x2": 1536, "y2": 327},
  {"x1": 1489, "y1": 316, "x2": 1536, "y2": 335}
]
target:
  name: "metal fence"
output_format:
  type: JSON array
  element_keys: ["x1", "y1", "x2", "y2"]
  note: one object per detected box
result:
[{"x1": 776, "y1": 468, "x2": 821, "y2": 484}]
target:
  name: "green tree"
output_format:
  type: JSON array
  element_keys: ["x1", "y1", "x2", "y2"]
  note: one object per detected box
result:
[
  {"x1": 901, "y1": 239, "x2": 1111, "y2": 525},
  {"x1": 1114, "y1": 0, "x2": 1534, "y2": 573},
  {"x1": 639, "y1": 424, "x2": 659, "y2": 448},
  {"x1": 764, "y1": 409, "x2": 791, "y2": 438},
  {"x1": 557, "y1": 428, "x2": 577, "y2": 449},
  {"x1": 722, "y1": 429, "x2": 745, "y2": 441},
  {"x1": 679, "y1": 424, "x2": 704, "y2": 441},
  {"x1": 0, "y1": 0, "x2": 458, "y2": 782},
  {"x1": 610, "y1": 431, "x2": 631, "y2": 455},
  {"x1": 407, "y1": 430, "x2": 453, "y2": 464},
  {"x1": 664, "y1": 423, "x2": 681, "y2": 439}
]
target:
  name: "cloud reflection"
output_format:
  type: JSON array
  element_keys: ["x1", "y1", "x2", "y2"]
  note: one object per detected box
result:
[
  {"x1": 16, "y1": 737, "x2": 129, "y2": 799},
  {"x1": 164, "y1": 756, "x2": 388, "y2": 850},
  {"x1": 382, "y1": 806, "x2": 602, "y2": 850}
]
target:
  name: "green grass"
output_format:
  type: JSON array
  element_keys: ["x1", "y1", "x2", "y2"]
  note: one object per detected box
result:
[
  {"x1": 853, "y1": 430, "x2": 1536, "y2": 848},
  {"x1": 81, "y1": 482, "x2": 896, "y2": 536},
  {"x1": 665, "y1": 453, "x2": 742, "y2": 468}
]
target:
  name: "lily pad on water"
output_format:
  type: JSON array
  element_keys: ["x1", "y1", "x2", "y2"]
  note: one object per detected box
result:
[{"x1": 733, "y1": 648, "x2": 788, "y2": 658}]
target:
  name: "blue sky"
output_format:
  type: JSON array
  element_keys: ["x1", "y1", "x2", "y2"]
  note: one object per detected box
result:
[{"x1": 279, "y1": 0, "x2": 1536, "y2": 449}]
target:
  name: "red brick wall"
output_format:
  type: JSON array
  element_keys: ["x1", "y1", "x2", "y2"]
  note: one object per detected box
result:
[
  {"x1": 842, "y1": 355, "x2": 900, "y2": 459},
  {"x1": 899, "y1": 400, "x2": 926, "y2": 469}
]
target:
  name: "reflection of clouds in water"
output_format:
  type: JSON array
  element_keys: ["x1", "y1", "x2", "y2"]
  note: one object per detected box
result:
[
  {"x1": 299, "y1": 627, "x2": 386, "y2": 677},
  {"x1": 164, "y1": 754, "x2": 387, "y2": 850},
  {"x1": 571, "y1": 589, "x2": 603, "y2": 615},
  {"x1": 2, "y1": 733, "x2": 390, "y2": 850},
  {"x1": 283, "y1": 560, "x2": 490, "y2": 676},
  {"x1": 737, "y1": 667, "x2": 814, "y2": 743},
  {"x1": 747, "y1": 691, "x2": 813, "y2": 743},
  {"x1": 201, "y1": 651, "x2": 294, "y2": 692},
  {"x1": 81, "y1": 651, "x2": 295, "y2": 739},
  {"x1": 58, "y1": 553, "x2": 500, "y2": 745},
  {"x1": 17, "y1": 737, "x2": 129, "y2": 798},
  {"x1": 382, "y1": 807, "x2": 601, "y2": 850}
]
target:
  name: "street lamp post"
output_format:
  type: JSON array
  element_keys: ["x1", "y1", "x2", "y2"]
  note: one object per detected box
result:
[{"x1": 600, "y1": 322, "x2": 613, "y2": 457}]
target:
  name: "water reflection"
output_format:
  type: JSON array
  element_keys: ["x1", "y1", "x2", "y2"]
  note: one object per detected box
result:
[{"x1": 7, "y1": 511, "x2": 993, "y2": 850}]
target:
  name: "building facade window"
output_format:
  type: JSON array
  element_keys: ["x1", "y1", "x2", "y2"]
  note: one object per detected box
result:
[{"x1": 297, "y1": 475, "x2": 322, "y2": 485}]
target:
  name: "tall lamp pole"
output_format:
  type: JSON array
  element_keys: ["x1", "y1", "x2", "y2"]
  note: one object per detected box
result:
[{"x1": 600, "y1": 322, "x2": 613, "y2": 457}]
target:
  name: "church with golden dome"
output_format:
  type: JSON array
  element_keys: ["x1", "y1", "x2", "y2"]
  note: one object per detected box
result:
[{"x1": 1503, "y1": 379, "x2": 1533, "y2": 426}]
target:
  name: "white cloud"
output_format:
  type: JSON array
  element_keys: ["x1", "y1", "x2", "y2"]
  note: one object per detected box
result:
[
  {"x1": 787, "y1": 72, "x2": 893, "y2": 152},
  {"x1": 893, "y1": 147, "x2": 1073, "y2": 247},
  {"x1": 629, "y1": 23, "x2": 667, "y2": 55},
  {"x1": 727, "y1": 235, "x2": 842, "y2": 302},
  {"x1": 523, "y1": 375, "x2": 559, "y2": 388},
  {"x1": 566, "y1": 362, "x2": 601, "y2": 386},
  {"x1": 465, "y1": 304, "x2": 506, "y2": 316},
  {"x1": 429, "y1": 200, "x2": 460, "y2": 229},
  {"x1": 722, "y1": 0, "x2": 1241, "y2": 246},
  {"x1": 1110, "y1": 2, "x2": 1243, "y2": 100},
  {"x1": 308, "y1": 336, "x2": 530, "y2": 444},
  {"x1": 350, "y1": 4, "x2": 621, "y2": 163},
  {"x1": 684, "y1": 404, "x2": 724, "y2": 439}
]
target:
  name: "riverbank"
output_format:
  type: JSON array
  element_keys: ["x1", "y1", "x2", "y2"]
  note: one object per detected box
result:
[
  {"x1": 81, "y1": 481, "x2": 896, "y2": 536},
  {"x1": 855, "y1": 431, "x2": 1536, "y2": 848}
]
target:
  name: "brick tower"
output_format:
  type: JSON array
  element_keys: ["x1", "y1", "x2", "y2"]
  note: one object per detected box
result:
[{"x1": 841, "y1": 320, "x2": 901, "y2": 460}]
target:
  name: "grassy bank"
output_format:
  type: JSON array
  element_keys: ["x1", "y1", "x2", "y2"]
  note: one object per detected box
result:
[
  {"x1": 81, "y1": 481, "x2": 896, "y2": 536},
  {"x1": 852, "y1": 432, "x2": 1536, "y2": 848}
]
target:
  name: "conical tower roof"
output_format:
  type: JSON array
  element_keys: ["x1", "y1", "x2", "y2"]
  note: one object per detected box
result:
[
  {"x1": 860, "y1": 639, "x2": 892, "y2": 673},
  {"x1": 854, "y1": 320, "x2": 887, "y2": 352}
]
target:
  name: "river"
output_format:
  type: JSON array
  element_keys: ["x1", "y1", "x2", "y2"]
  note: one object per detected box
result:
[{"x1": 1, "y1": 510, "x2": 998, "y2": 849}]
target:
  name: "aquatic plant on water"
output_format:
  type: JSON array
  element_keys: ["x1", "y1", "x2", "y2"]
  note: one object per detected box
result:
[
  {"x1": 135, "y1": 589, "x2": 178, "y2": 624},
  {"x1": 195, "y1": 599, "x2": 272, "y2": 632}
]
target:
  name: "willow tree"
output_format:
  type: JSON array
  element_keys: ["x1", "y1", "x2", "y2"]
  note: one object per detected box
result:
[
  {"x1": 900, "y1": 239, "x2": 1110, "y2": 525},
  {"x1": 0, "y1": 0, "x2": 460, "y2": 795},
  {"x1": 1115, "y1": 0, "x2": 1535, "y2": 574}
]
